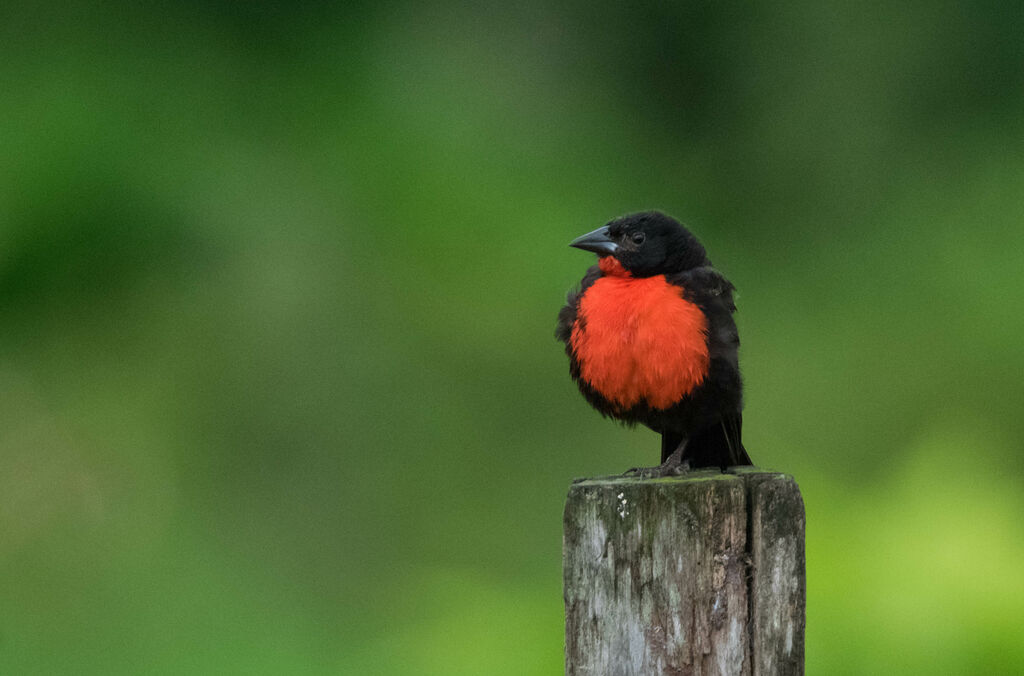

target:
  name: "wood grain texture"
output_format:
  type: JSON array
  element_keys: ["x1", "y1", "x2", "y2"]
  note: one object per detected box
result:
[
  {"x1": 563, "y1": 471, "x2": 804, "y2": 676},
  {"x1": 744, "y1": 471, "x2": 806, "y2": 676}
]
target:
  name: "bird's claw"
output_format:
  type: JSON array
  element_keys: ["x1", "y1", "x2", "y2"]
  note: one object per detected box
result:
[{"x1": 622, "y1": 462, "x2": 689, "y2": 479}]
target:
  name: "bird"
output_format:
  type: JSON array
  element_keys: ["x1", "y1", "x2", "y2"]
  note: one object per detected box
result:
[{"x1": 556, "y1": 211, "x2": 753, "y2": 476}]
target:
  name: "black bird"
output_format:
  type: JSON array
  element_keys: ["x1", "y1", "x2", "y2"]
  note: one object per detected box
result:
[{"x1": 556, "y1": 211, "x2": 753, "y2": 475}]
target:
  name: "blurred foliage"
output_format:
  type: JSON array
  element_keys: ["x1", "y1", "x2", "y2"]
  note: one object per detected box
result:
[{"x1": 1, "y1": 1, "x2": 1022, "y2": 673}]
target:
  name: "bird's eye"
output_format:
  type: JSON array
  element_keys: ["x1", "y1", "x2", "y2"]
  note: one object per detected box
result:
[{"x1": 630, "y1": 231, "x2": 645, "y2": 245}]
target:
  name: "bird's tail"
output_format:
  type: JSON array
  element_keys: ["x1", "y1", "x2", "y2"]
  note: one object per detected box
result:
[{"x1": 680, "y1": 414, "x2": 753, "y2": 470}]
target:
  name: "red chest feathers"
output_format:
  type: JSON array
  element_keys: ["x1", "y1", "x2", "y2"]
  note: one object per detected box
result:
[{"x1": 570, "y1": 260, "x2": 709, "y2": 411}]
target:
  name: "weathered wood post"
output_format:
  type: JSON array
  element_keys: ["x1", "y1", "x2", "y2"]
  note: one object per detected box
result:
[{"x1": 563, "y1": 469, "x2": 805, "y2": 675}]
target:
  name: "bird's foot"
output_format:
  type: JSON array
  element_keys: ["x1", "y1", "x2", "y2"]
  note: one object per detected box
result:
[{"x1": 623, "y1": 458, "x2": 691, "y2": 479}]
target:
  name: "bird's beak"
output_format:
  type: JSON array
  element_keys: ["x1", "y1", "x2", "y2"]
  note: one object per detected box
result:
[{"x1": 569, "y1": 226, "x2": 618, "y2": 256}]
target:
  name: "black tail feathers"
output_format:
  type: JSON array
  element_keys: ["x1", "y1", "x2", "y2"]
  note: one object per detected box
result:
[{"x1": 663, "y1": 415, "x2": 753, "y2": 470}]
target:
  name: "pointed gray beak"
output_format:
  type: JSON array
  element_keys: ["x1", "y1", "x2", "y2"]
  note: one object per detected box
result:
[{"x1": 569, "y1": 226, "x2": 618, "y2": 256}]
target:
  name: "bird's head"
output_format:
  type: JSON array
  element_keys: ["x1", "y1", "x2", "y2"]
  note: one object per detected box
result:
[{"x1": 569, "y1": 211, "x2": 708, "y2": 277}]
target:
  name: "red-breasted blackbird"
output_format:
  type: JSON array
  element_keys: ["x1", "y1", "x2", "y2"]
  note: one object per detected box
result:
[{"x1": 556, "y1": 211, "x2": 753, "y2": 475}]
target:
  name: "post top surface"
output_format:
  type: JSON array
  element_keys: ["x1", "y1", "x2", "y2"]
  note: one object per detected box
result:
[{"x1": 570, "y1": 467, "x2": 795, "y2": 489}]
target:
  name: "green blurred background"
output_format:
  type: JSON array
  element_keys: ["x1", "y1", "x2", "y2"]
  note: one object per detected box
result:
[{"x1": 2, "y1": 1, "x2": 1023, "y2": 673}]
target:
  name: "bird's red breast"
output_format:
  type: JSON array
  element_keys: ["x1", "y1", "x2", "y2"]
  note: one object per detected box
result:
[{"x1": 570, "y1": 257, "x2": 709, "y2": 410}]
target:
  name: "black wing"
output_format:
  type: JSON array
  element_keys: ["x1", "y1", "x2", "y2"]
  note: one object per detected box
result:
[
  {"x1": 666, "y1": 266, "x2": 752, "y2": 468},
  {"x1": 668, "y1": 265, "x2": 739, "y2": 368}
]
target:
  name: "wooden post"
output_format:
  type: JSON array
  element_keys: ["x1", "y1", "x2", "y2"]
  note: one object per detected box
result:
[{"x1": 563, "y1": 469, "x2": 805, "y2": 675}]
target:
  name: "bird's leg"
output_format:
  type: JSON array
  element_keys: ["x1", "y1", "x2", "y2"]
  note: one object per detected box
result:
[{"x1": 623, "y1": 438, "x2": 690, "y2": 479}]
